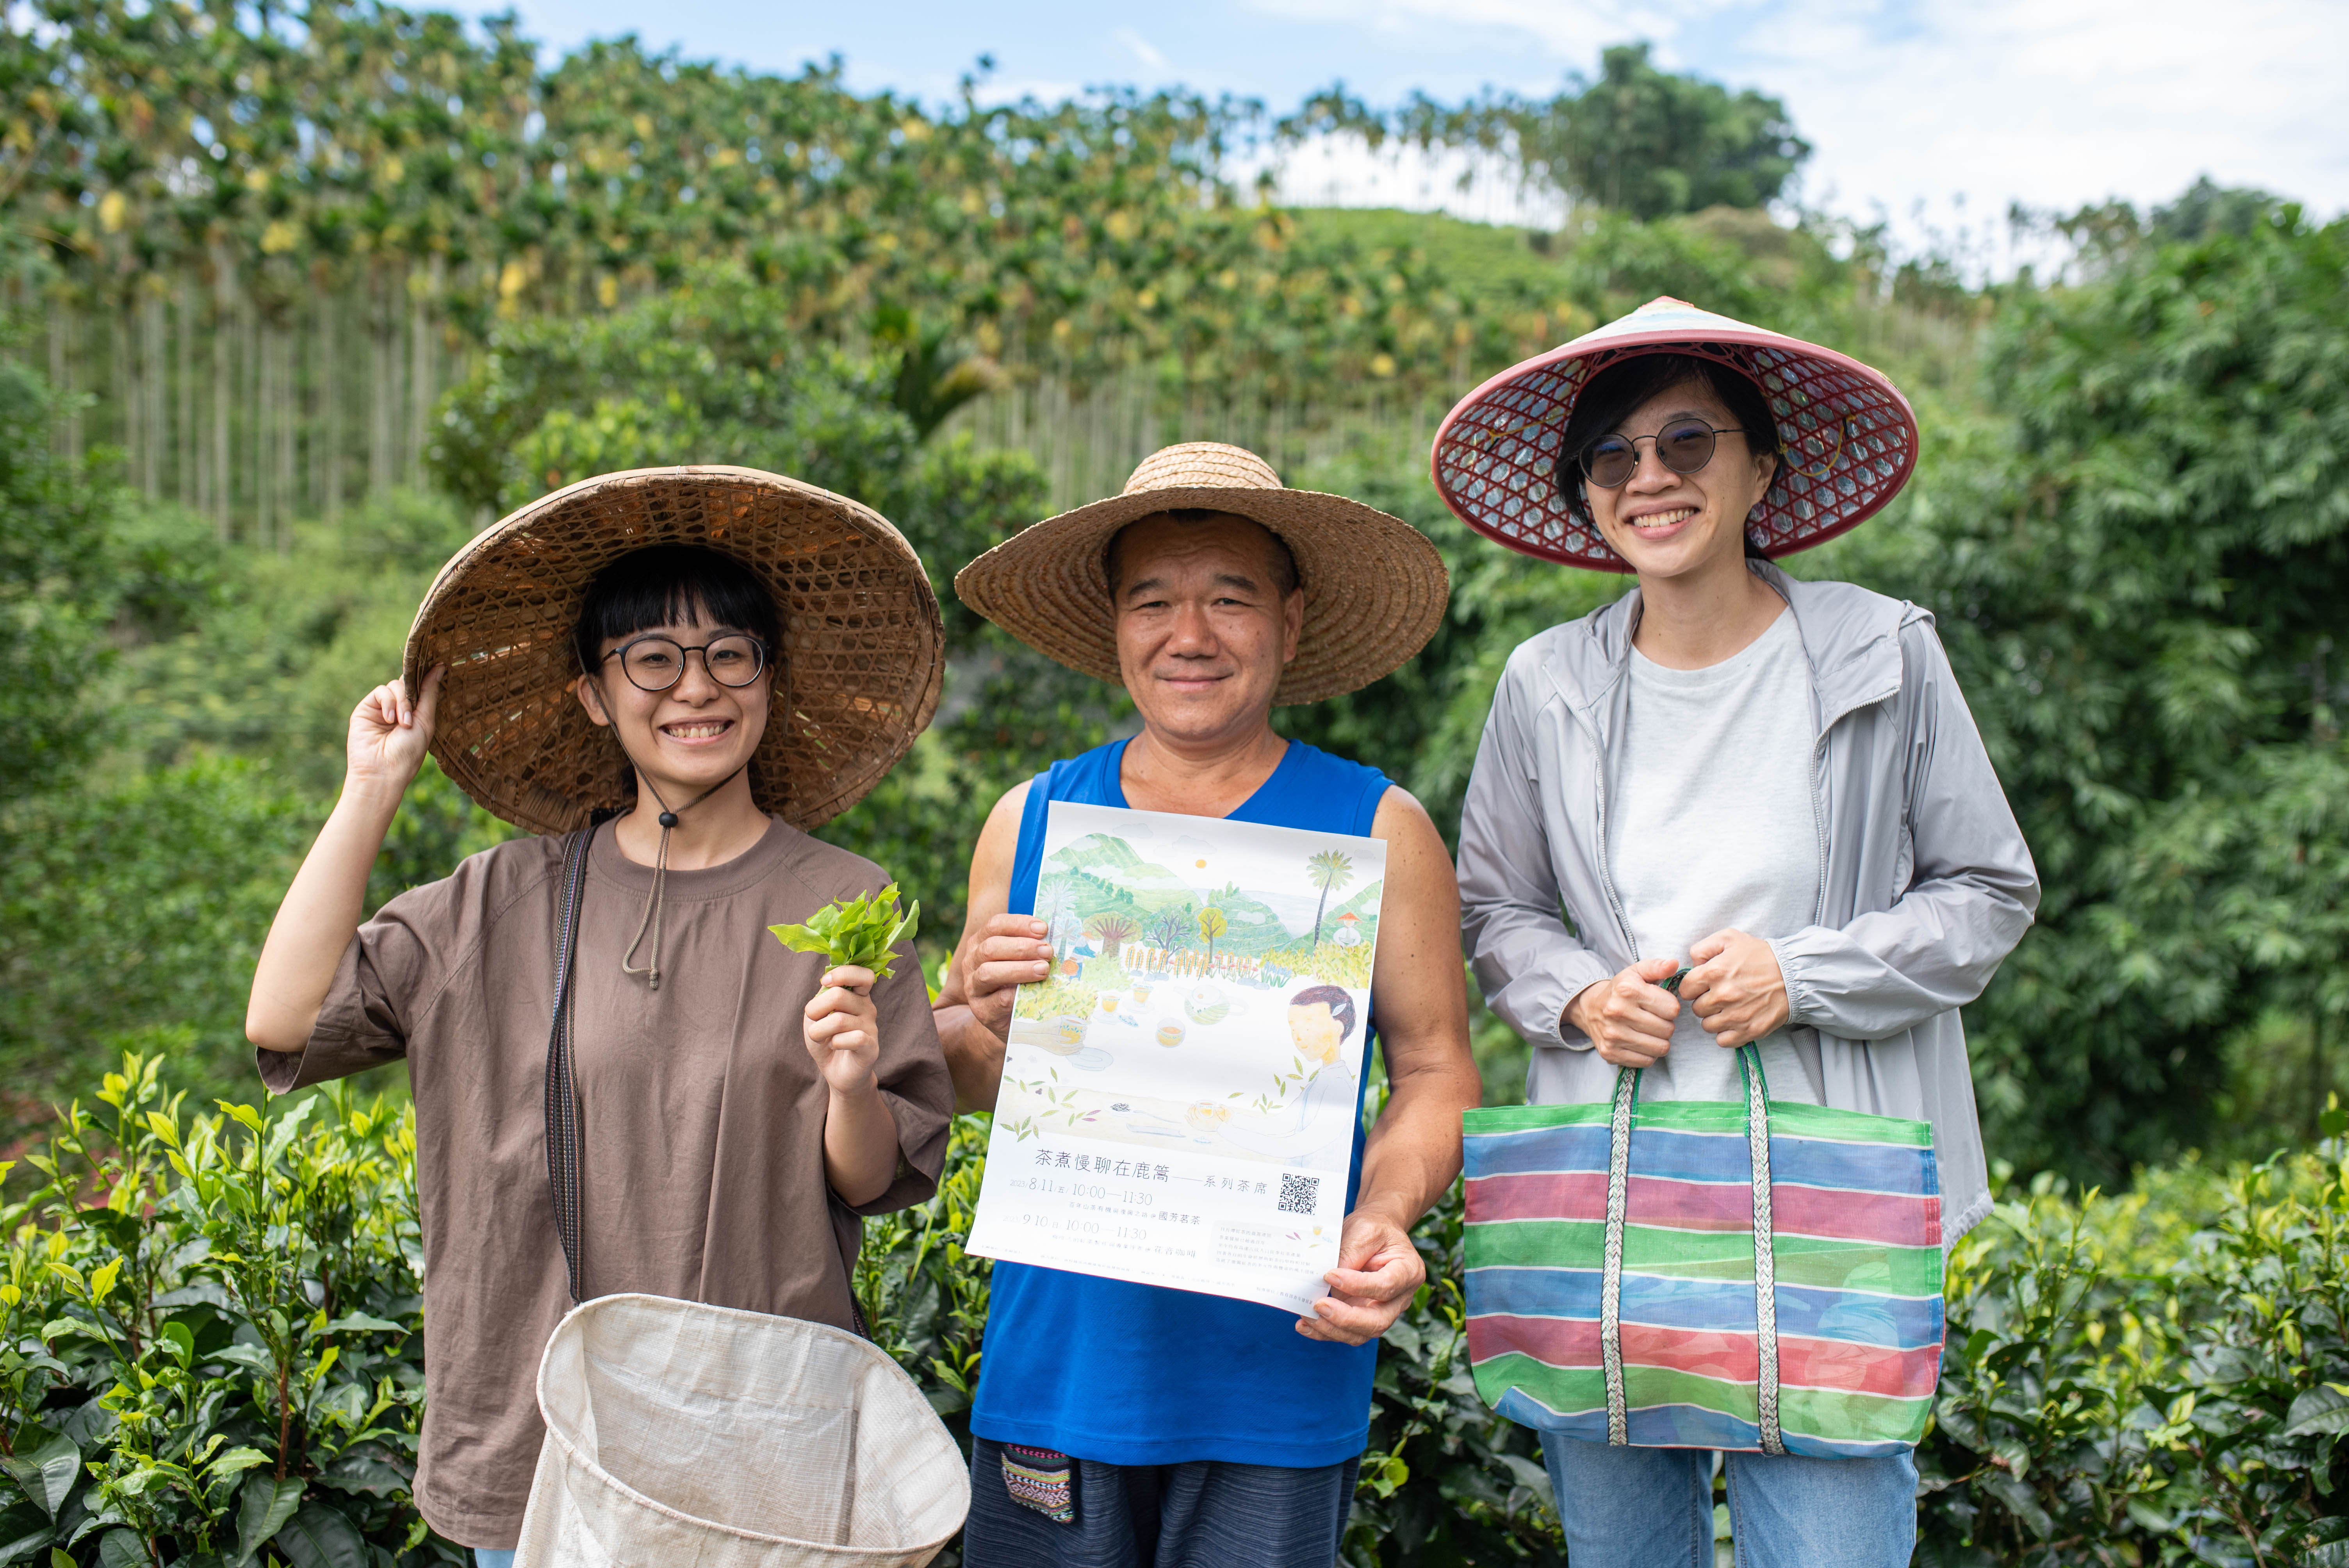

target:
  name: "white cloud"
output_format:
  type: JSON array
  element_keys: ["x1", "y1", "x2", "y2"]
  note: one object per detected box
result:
[
  {"x1": 1744, "y1": 0, "x2": 2348, "y2": 263},
  {"x1": 1239, "y1": 134, "x2": 1566, "y2": 226},
  {"x1": 1114, "y1": 27, "x2": 1170, "y2": 72},
  {"x1": 1240, "y1": 0, "x2": 2347, "y2": 262},
  {"x1": 1245, "y1": 0, "x2": 1674, "y2": 59}
]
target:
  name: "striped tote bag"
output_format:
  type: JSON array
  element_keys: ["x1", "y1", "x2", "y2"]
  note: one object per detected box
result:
[{"x1": 1461, "y1": 1045, "x2": 1944, "y2": 1457}]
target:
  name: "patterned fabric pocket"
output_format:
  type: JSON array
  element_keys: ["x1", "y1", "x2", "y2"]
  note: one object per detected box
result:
[{"x1": 1001, "y1": 1443, "x2": 1078, "y2": 1525}]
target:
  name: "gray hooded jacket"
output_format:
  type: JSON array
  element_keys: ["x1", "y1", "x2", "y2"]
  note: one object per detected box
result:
[{"x1": 1456, "y1": 561, "x2": 2039, "y2": 1245}]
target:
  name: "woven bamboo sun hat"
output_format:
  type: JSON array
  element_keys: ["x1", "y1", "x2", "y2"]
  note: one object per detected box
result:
[
  {"x1": 953, "y1": 442, "x2": 1448, "y2": 706},
  {"x1": 1431, "y1": 296, "x2": 1919, "y2": 572},
  {"x1": 403, "y1": 465, "x2": 944, "y2": 836}
]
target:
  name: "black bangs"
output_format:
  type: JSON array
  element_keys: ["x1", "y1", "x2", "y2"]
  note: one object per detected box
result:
[{"x1": 572, "y1": 545, "x2": 781, "y2": 673}]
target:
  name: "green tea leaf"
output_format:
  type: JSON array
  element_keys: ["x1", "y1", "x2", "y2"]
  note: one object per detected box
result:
[
  {"x1": 233, "y1": 1476, "x2": 303, "y2": 1568},
  {"x1": 269, "y1": 1503, "x2": 367, "y2": 1568},
  {"x1": 2, "y1": 1432, "x2": 79, "y2": 1519},
  {"x1": 97, "y1": 1532, "x2": 146, "y2": 1568},
  {"x1": 768, "y1": 886, "x2": 920, "y2": 979}
]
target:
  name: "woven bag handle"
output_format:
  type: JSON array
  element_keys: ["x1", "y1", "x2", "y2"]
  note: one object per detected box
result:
[
  {"x1": 545, "y1": 827, "x2": 594, "y2": 1306},
  {"x1": 1600, "y1": 1044, "x2": 1786, "y2": 1455}
]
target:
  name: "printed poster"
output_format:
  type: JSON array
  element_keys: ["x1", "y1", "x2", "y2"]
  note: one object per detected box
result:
[{"x1": 966, "y1": 801, "x2": 1387, "y2": 1315}]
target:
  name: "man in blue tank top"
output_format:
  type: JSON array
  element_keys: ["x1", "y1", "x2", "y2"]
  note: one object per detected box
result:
[{"x1": 937, "y1": 443, "x2": 1482, "y2": 1566}]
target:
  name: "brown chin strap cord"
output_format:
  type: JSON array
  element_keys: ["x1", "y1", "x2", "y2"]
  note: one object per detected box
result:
[{"x1": 613, "y1": 747, "x2": 754, "y2": 993}]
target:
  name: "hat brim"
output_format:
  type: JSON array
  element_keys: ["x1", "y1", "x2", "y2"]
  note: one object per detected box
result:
[
  {"x1": 1432, "y1": 309, "x2": 1919, "y2": 572},
  {"x1": 403, "y1": 466, "x2": 944, "y2": 835},
  {"x1": 953, "y1": 486, "x2": 1448, "y2": 706}
]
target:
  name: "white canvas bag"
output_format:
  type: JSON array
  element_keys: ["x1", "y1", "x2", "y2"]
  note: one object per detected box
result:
[{"x1": 513, "y1": 1293, "x2": 970, "y2": 1568}]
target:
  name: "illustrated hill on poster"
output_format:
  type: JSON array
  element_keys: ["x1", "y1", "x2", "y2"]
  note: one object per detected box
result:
[{"x1": 1001, "y1": 804, "x2": 1384, "y2": 1170}]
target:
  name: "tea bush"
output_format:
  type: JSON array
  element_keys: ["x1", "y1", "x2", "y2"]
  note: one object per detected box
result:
[
  {"x1": 0, "y1": 1054, "x2": 442, "y2": 1568},
  {"x1": 7, "y1": 1055, "x2": 2342, "y2": 1565},
  {"x1": 1919, "y1": 1123, "x2": 2349, "y2": 1566}
]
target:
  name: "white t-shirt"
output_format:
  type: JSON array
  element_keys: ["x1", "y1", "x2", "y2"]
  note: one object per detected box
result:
[{"x1": 1608, "y1": 608, "x2": 1822, "y2": 1105}]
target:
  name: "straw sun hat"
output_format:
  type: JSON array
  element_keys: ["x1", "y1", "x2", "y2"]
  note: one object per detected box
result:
[
  {"x1": 403, "y1": 466, "x2": 944, "y2": 836},
  {"x1": 954, "y1": 442, "x2": 1449, "y2": 706},
  {"x1": 1432, "y1": 296, "x2": 1919, "y2": 572}
]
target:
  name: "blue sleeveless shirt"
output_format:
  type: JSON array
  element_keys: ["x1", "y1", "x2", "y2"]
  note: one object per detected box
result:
[{"x1": 970, "y1": 737, "x2": 1393, "y2": 1468}]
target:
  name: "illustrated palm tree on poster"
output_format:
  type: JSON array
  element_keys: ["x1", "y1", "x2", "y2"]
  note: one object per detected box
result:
[
  {"x1": 1306, "y1": 850, "x2": 1356, "y2": 951},
  {"x1": 1087, "y1": 912, "x2": 1138, "y2": 960},
  {"x1": 1197, "y1": 904, "x2": 1229, "y2": 965}
]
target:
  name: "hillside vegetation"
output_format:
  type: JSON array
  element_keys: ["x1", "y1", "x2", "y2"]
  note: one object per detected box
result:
[{"x1": 1, "y1": 2, "x2": 2343, "y2": 1183}]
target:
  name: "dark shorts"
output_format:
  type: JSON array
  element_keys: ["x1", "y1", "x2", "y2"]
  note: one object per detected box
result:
[{"x1": 961, "y1": 1437, "x2": 1359, "y2": 1568}]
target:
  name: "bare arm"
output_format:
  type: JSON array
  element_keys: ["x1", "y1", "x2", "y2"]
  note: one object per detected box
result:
[
  {"x1": 930, "y1": 782, "x2": 1052, "y2": 1112},
  {"x1": 1300, "y1": 786, "x2": 1483, "y2": 1346},
  {"x1": 246, "y1": 670, "x2": 444, "y2": 1053}
]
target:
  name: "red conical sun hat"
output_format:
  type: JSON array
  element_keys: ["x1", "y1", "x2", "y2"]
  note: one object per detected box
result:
[{"x1": 1431, "y1": 296, "x2": 1919, "y2": 572}]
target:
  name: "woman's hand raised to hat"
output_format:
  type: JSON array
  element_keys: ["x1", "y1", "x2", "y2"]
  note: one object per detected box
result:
[{"x1": 346, "y1": 668, "x2": 444, "y2": 802}]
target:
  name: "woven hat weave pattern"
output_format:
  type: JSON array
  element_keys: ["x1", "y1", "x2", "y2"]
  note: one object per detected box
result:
[
  {"x1": 954, "y1": 441, "x2": 1449, "y2": 706},
  {"x1": 403, "y1": 466, "x2": 944, "y2": 836},
  {"x1": 1432, "y1": 297, "x2": 1919, "y2": 572}
]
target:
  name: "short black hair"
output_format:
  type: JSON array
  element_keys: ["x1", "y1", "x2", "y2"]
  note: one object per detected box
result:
[
  {"x1": 1104, "y1": 508, "x2": 1302, "y2": 598},
  {"x1": 1288, "y1": 984, "x2": 1358, "y2": 1045},
  {"x1": 1554, "y1": 352, "x2": 1784, "y2": 545},
  {"x1": 573, "y1": 545, "x2": 781, "y2": 675}
]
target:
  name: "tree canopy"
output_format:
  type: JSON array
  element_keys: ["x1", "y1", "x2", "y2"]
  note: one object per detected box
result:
[{"x1": 1523, "y1": 43, "x2": 1810, "y2": 218}]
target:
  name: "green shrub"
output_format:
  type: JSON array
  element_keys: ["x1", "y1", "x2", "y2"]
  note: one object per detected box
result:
[
  {"x1": 1922, "y1": 1128, "x2": 2349, "y2": 1565},
  {"x1": 12, "y1": 1053, "x2": 2342, "y2": 1566},
  {"x1": 0, "y1": 761, "x2": 316, "y2": 1107},
  {"x1": 0, "y1": 1053, "x2": 444, "y2": 1567}
]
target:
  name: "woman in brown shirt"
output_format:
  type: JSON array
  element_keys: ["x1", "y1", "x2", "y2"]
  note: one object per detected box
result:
[{"x1": 244, "y1": 470, "x2": 955, "y2": 1559}]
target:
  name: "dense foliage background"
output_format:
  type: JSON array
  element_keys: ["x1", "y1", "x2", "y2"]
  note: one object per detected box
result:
[{"x1": 2, "y1": 4, "x2": 2345, "y2": 1563}]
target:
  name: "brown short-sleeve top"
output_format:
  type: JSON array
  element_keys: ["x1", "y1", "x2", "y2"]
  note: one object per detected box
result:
[{"x1": 257, "y1": 816, "x2": 952, "y2": 1550}]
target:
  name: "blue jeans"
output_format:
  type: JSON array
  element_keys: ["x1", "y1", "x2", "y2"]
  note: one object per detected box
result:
[
  {"x1": 1542, "y1": 1438, "x2": 1916, "y2": 1568},
  {"x1": 471, "y1": 1554, "x2": 515, "y2": 1568}
]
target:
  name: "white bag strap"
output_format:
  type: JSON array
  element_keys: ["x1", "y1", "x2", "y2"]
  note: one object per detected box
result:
[{"x1": 1600, "y1": 1039, "x2": 1785, "y2": 1455}]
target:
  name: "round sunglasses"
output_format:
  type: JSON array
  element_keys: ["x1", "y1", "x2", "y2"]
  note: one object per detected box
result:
[{"x1": 1577, "y1": 420, "x2": 1747, "y2": 489}]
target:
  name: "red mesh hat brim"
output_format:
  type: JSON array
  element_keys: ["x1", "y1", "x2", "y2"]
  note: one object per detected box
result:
[{"x1": 1431, "y1": 308, "x2": 1919, "y2": 572}]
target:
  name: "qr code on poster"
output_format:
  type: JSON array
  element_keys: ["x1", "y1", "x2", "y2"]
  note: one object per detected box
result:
[{"x1": 1277, "y1": 1174, "x2": 1319, "y2": 1216}]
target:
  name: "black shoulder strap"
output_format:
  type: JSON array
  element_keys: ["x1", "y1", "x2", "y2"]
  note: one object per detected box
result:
[{"x1": 545, "y1": 826, "x2": 594, "y2": 1305}]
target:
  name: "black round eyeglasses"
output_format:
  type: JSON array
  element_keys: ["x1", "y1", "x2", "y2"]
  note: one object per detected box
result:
[{"x1": 599, "y1": 633, "x2": 769, "y2": 692}]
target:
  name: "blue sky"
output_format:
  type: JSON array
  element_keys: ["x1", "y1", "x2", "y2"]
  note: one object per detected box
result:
[{"x1": 472, "y1": 0, "x2": 2347, "y2": 254}]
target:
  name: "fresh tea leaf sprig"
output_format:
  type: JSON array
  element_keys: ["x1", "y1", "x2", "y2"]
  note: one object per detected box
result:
[{"x1": 768, "y1": 884, "x2": 921, "y2": 979}]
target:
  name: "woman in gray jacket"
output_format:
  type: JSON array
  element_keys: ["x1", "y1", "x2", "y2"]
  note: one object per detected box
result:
[{"x1": 1434, "y1": 298, "x2": 2039, "y2": 1567}]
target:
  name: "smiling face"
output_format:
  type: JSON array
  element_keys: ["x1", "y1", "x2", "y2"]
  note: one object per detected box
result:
[
  {"x1": 1585, "y1": 380, "x2": 1779, "y2": 583},
  {"x1": 1110, "y1": 512, "x2": 1304, "y2": 746},
  {"x1": 572, "y1": 612, "x2": 773, "y2": 805}
]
